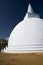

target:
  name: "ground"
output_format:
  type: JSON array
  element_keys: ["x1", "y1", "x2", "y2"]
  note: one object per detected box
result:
[{"x1": 0, "y1": 52, "x2": 43, "y2": 65}]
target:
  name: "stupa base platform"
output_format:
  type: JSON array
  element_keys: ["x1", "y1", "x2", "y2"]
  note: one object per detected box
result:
[
  {"x1": 4, "y1": 45, "x2": 43, "y2": 53},
  {"x1": 4, "y1": 50, "x2": 43, "y2": 53}
]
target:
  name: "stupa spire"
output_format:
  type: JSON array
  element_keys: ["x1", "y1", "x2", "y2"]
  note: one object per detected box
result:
[
  {"x1": 24, "y1": 3, "x2": 39, "y2": 20},
  {"x1": 28, "y1": 3, "x2": 33, "y2": 13},
  {"x1": 27, "y1": 3, "x2": 39, "y2": 18}
]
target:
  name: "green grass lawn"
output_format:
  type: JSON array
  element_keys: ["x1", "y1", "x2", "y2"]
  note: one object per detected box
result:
[{"x1": 0, "y1": 52, "x2": 43, "y2": 65}]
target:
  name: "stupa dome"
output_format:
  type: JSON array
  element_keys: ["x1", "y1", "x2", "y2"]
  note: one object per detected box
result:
[{"x1": 4, "y1": 4, "x2": 43, "y2": 53}]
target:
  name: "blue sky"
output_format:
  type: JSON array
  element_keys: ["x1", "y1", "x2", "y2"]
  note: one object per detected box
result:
[{"x1": 0, "y1": 0, "x2": 43, "y2": 38}]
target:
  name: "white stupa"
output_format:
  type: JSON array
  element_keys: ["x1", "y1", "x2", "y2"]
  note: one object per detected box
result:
[{"x1": 4, "y1": 4, "x2": 43, "y2": 53}]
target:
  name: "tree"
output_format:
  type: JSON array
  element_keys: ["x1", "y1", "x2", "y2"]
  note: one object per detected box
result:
[{"x1": 0, "y1": 39, "x2": 8, "y2": 52}]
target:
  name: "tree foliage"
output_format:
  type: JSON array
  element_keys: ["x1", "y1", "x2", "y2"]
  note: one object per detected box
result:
[{"x1": 0, "y1": 39, "x2": 8, "y2": 52}]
